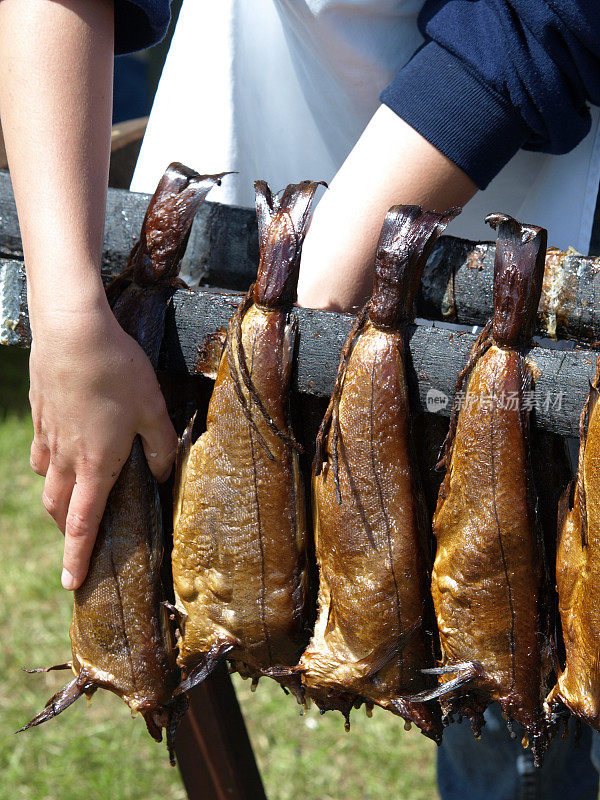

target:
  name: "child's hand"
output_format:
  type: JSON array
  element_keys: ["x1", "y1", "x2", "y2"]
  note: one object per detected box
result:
[{"x1": 28, "y1": 291, "x2": 177, "y2": 591}]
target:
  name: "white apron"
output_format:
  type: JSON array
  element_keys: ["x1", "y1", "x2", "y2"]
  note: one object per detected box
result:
[{"x1": 132, "y1": 0, "x2": 600, "y2": 253}]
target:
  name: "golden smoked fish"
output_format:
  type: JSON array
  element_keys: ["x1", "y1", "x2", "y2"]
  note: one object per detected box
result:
[
  {"x1": 172, "y1": 180, "x2": 322, "y2": 698},
  {"x1": 546, "y1": 359, "x2": 600, "y2": 730},
  {"x1": 422, "y1": 214, "x2": 552, "y2": 762},
  {"x1": 295, "y1": 206, "x2": 459, "y2": 741},
  {"x1": 19, "y1": 164, "x2": 223, "y2": 761}
]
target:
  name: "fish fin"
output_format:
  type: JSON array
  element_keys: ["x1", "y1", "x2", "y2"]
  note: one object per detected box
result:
[
  {"x1": 228, "y1": 289, "x2": 304, "y2": 453},
  {"x1": 22, "y1": 662, "x2": 72, "y2": 673},
  {"x1": 226, "y1": 324, "x2": 277, "y2": 460},
  {"x1": 282, "y1": 314, "x2": 298, "y2": 379},
  {"x1": 411, "y1": 661, "x2": 485, "y2": 702},
  {"x1": 174, "y1": 639, "x2": 237, "y2": 696},
  {"x1": 437, "y1": 320, "x2": 493, "y2": 470},
  {"x1": 314, "y1": 304, "x2": 371, "y2": 487},
  {"x1": 16, "y1": 675, "x2": 91, "y2": 732},
  {"x1": 335, "y1": 428, "x2": 378, "y2": 546}
]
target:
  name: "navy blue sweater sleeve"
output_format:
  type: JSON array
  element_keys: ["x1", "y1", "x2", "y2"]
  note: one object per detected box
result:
[
  {"x1": 381, "y1": 1, "x2": 600, "y2": 189},
  {"x1": 114, "y1": 0, "x2": 171, "y2": 54}
]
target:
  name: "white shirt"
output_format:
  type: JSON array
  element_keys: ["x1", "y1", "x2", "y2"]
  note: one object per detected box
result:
[{"x1": 132, "y1": 0, "x2": 600, "y2": 253}]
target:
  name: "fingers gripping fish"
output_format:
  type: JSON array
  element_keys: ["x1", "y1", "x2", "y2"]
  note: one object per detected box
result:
[{"x1": 19, "y1": 164, "x2": 224, "y2": 763}]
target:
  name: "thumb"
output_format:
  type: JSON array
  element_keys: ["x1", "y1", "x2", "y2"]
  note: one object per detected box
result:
[{"x1": 139, "y1": 402, "x2": 178, "y2": 483}]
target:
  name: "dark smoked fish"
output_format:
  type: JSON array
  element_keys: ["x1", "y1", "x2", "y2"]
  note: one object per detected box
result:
[
  {"x1": 546, "y1": 359, "x2": 600, "y2": 730},
  {"x1": 19, "y1": 163, "x2": 223, "y2": 761},
  {"x1": 295, "y1": 206, "x2": 459, "y2": 741},
  {"x1": 172, "y1": 180, "x2": 323, "y2": 699},
  {"x1": 421, "y1": 214, "x2": 552, "y2": 762}
]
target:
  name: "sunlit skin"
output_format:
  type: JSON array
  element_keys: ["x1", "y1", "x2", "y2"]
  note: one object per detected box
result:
[{"x1": 0, "y1": 0, "x2": 177, "y2": 591}]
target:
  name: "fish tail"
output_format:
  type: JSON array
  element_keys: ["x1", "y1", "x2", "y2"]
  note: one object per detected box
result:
[
  {"x1": 369, "y1": 205, "x2": 460, "y2": 329},
  {"x1": 411, "y1": 661, "x2": 485, "y2": 702},
  {"x1": 174, "y1": 639, "x2": 237, "y2": 696},
  {"x1": 129, "y1": 164, "x2": 229, "y2": 287},
  {"x1": 485, "y1": 213, "x2": 547, "y2": 348},
  {"x1": 16, "y1": 673, "x2": 92, "y2": 732},
  {"x1": 253, "y1": 179, "x2": 325, "y2": 308}
]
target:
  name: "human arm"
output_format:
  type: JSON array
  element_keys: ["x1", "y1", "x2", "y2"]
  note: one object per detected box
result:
[
  {"x1": 297, "y1": 106, "x2": 477, "y2": 311},
  {"x1": 299, "y1": 0, "x2": 600, "y2": 313},
  {"x1": 0, "y1": 0, "x2": 176, "y2": 590}
]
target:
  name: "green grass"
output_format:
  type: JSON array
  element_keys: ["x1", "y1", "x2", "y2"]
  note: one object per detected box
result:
[{"x1": 0, "y1": 347, "x2": 438, "y2": 800}]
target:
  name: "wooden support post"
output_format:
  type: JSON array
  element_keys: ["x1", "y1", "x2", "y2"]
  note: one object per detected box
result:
[{"x1": 175, "y1": 665, "x2": 267, "y2": 800}]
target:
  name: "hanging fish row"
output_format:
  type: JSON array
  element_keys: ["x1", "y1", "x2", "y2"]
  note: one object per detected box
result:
[{"x1": 18, "y1": 166, "x2": 598, "y2": 768}]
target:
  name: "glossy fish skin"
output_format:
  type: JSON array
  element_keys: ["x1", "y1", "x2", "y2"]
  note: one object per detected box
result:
[
  {"x1": 172, "y1": 181, "x2": 323, "y2": 697},
  {"x1": 298, "y1": 206, "x2": 459, "y2": 741},
  {"x1": 19, "y1": 164, "x2": 223, "y2": 761},
  {"x1": 546, "y1": 363, "x2": 600, "y2": 729},
  {"x1": 427, "y1": 214, "x2": 551, "y2": 761}
]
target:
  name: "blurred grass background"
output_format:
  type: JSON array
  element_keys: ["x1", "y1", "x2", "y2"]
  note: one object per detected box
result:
[{"x1": 0, "y1": 346, "x2": 438, "y2": 800}]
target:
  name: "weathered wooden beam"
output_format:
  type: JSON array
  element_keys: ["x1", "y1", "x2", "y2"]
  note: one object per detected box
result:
[
  {"x1": 174, "y1": 665, "x2": 267, "y2": 800},
  {"x1": 1, "y1": 256, "x2": 594, "y2": 437},
  {"x1": 420, "y1": 237, "x2": 600, "y2": 343},
  {"x1": 163, "y1": 286, "x2": 597, "y2": 439},
  {"x1": 3, "y1": 172, "x2": 600, "y2": 340},
  {"x1": 1, "y1": 256, "x2": 594, "y2": 438}
]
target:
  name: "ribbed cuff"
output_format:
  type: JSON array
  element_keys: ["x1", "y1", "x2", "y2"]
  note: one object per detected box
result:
[
  {"x1": 380, "y1": 42, "x2": 528, "y2": 189},
  {"x1": 114, "y1": 1, "x2": 171, "y2": 55}
]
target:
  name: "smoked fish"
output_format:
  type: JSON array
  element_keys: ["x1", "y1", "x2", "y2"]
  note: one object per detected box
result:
[
  {"x1": 296, "y1": 206, "x2": 459, "y2": 741},
  {"x1": 172, "y1": 180, "x2": 322, "y2": 698},
  {"x1": 423, "y1": 214, "x2": 552, "y2": 762},
  {"x1": 546, "y1": 359, "x2": 600, "y2": 730},
  {"x1": 19, "y1": 163, "x2": 223, "y2": 761}
]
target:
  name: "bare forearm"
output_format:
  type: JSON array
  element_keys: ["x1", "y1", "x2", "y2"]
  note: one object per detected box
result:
[
  {"x1": 0, "y1": 0, "x2": 114, "y2": 321},
  {"x1": 297, "y1": 105, "x2": 478, "y2": 312},
  {"x1": 0, "y1": 2, "x2": 177, "y2": 591}
]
